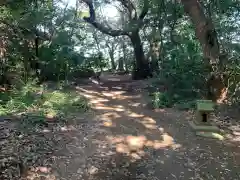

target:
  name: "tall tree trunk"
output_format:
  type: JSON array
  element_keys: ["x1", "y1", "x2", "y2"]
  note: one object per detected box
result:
[
  {"x1": 82, "y1": 0, "x2": 150, "y2": 79},
  {"x1": 130, "y1": 32, "x2": 151, "y2": 80},
  {"x1": 122, "y1": 40, "x2": 129, "y2": 72},
  {"x1": 124, "y1": 59, "x2": 129, "y2": 72},
  {"x1": 34, "y1": 37, "x2": 41, "y2": 80},
  {"x1": 149, "y1": 39, "x2": 160, "y2": 74},
  {"x1": 118, "y1": 57, "x2": 124, "y2": 71},
  {"x1": 109, "y1": 50, "x2": 116, "y2": 70},
  {"x1": 34, "y1": 0, "x2": 41, "y2": 81},
  {"x1": 0, "y1": 37, "x2": 8, "y2": 86},
  {"x1": 181, "y1": 0, "x2": 227, "y2": 102}
]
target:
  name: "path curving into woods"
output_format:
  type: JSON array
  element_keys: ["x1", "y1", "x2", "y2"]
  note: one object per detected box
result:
[{"x1": 23, "y1": 73, "x2": 240, "y2": 180}]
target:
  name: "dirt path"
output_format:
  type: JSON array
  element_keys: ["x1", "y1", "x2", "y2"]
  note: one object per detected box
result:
[{"x1": 24, "y1": 74, "x2": 240, "y2": 180}]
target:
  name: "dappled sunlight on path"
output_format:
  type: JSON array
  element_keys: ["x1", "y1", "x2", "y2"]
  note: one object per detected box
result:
[
  {"x1": 25, "y1": 74, "x2": 240, "y2": 180},
  {"x1": 68, "y1": 74, "x2": 240, "y2": 180}
]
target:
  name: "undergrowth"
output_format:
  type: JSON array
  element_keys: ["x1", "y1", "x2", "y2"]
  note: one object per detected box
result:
[
  {"x1": 0, "y1": 81, "x2": 90, "y2": 179},
  {"x1": 0, "y1": 81, "x2": 89, "y2": 125},
  {"x1": 149, "y1": 76, "x2": 200, "y2": 110},
  {"x1": 150, "y1": 90, "x2": 197, "y2": 110}
]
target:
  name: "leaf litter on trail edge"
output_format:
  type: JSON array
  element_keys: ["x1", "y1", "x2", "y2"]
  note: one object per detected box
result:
[{"x1": 0, "y1": 121, "x2": 57, "y2": 180}]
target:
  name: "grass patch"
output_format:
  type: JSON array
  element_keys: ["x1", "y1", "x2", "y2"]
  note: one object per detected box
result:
[{"x1": 0, "y1": 81, "x2": 89, "y2": 125}]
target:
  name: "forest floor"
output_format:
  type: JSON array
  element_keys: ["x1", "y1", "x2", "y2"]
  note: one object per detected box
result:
[{"x1": 1, "y1": 73, "x2": 240, "y2": 180}]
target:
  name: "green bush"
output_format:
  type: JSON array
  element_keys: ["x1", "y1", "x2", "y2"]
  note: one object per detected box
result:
[
  {"x1": 149, "y1": 30, "x2": 205, "y2": 109},
  {"x1": 42, "y1": 90, "x2": 89, "y2": 116},
  {"x1": 0, "y1": 81, "x2": 89, "y2": 125},
  {"x1": 152, "y1": 92, "x2": 172, "y2": 108},
  {"x1": 71, "y1": 67, "x2": 95, "y2": 78}
]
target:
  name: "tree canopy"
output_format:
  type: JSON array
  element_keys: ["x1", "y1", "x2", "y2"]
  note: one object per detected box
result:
[
  {"x1": 0, "y1": 1, "x2": 240, "y2": 179},
  {"x1": 0, "y1": 0, "x2": 239, "y2": 101}
]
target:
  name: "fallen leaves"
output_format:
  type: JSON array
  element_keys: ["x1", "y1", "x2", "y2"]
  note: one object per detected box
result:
[{"x1": 0, "y1": 120, "x2": 55, "y2": 180}]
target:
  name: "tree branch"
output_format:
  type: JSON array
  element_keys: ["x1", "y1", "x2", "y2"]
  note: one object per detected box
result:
[
  {"x1": 0, "y1": 20, "x2": 50, "y2": 40},
  {"x1": 139, "y1": 0, "x2": 149, "y2": 20},
  {"x1": 117, "y1": 0, "x2": 136, "y2": 19},
  {"x1": 81, "y1": 0, "x2": 129, "y2": 37}
]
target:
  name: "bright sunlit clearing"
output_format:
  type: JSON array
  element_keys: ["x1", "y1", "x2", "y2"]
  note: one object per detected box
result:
[
  {"x1": 101, "y1": 4, "x2": 119, "y2": 18},
  {"x1": 62, "y1": 0, "x2": 119, "y2": 18}
]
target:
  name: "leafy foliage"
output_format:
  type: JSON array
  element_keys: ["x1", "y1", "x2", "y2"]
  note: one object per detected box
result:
[
  {"x1": 0, "y1": 81, "x2": 89, "y2": 125},
  {"x1": 0, "y1": 0, "x2": 240, "y2": 179},
  {"x1": 152, "y1": 92, "x2": 172, "y2": 108},
  {"x1": 146, "y1": 0, "x2": 240, "y2": 106},
  {"x1": 0, "y1": 0, "x2": 239, "y2": 105}
]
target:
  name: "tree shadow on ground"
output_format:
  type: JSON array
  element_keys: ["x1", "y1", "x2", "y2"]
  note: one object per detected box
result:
[
  {"x1": 75, "y1": 76, "x2": 240, "y2": 180},
  {"x1": 1, "y1": 75, "x2": 240, "y2": 180},
  {"x1": 0, "y1": 84, "x2": 90, "y2": 180}
]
